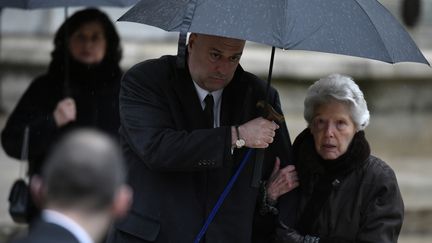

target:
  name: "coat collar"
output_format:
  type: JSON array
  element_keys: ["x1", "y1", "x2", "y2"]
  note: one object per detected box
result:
[
  {"x1": 293, "y1": 128, "x2": 371, "y2": 179},
  {"x1": 170, "y1": 55, "x2": 250, "y2": 129}
]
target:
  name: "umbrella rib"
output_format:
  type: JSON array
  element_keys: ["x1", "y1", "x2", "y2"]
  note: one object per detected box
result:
[
  {"x1": 176, "y1": 0, "x2": 199, "y2": 68},
  {"x1": 282, "y1": 0, "x2": 325, "y2": 50},
  {"x1": 181, "y1": 0, "x2": 198, "y2": 33},
  {"x1": 283, "y1": 0, "x2": 290, "y2": 46},
  {"x1": 351, "y1": 0, "x2": 393, "y2": 62},
  {"x1": 288, "y1": 23, "x2": 324, "y2": 50}
]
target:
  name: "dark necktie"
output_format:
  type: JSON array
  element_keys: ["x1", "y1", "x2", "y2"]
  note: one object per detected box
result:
[{"x1": 204, "y1": 94, "x2": 214, "y2": 128}]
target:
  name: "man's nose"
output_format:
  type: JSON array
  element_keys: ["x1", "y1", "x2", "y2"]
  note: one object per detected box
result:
[{"x1": 215, "y1": 59, "x2": 231, "y2": 74}]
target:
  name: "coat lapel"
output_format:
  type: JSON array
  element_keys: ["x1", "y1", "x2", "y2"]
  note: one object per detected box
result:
[
  {"x1": 171, "y1": 60, "x2": 208, "y2": 131},
  {"x1": 221, "y1": 65, "x2": 257, "y2": 127}
]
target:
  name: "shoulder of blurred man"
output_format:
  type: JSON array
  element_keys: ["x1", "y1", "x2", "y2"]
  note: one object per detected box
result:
[{"x1": 11, "y1": 218, "x2": 80, "y2": 243}]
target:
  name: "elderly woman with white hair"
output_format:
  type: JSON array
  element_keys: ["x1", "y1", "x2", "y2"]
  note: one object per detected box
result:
[{"x1": 274, "y1": 74, "x2": 404, "y2": 243}]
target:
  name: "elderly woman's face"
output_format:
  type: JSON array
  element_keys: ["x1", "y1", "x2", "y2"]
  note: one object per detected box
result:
[
  {"x1": 310, "y1": 100, "x2": 356, "y2": 160},
  {"x1": 69, "y1": 21, "x2": 107, "y2": 65}
]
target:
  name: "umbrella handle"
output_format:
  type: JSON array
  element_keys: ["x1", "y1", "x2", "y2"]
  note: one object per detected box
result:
[
  {"x1": 251, "y1": 100, "x2": 284, "y2": 188},
  {"x1": 265, "y1": 46, "x2": 276, "y2": 101},
  {"x1": 256, "y1": 100, "x2": 284, "y2": 123}
]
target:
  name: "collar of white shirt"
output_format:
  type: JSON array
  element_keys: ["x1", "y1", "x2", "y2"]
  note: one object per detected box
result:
[{"x1": 42, "y1": 209, "x2": 94, "y2": 243}]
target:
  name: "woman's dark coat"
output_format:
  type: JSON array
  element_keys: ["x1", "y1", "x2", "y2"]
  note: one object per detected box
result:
[
  {"x1": 1, "y1": 58, "x2": 122, "y2": 175},
  {"x1": 289, "y1": 129, "x2": 404, "y2": 243}
]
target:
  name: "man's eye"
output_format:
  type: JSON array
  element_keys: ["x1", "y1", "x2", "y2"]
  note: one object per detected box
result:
[
  {"x1": 210, "y1": 52, "x2": 221, "y2": 60},
  {"x1": 230, "y1": 55, "x2": 241, "y2": 62}
]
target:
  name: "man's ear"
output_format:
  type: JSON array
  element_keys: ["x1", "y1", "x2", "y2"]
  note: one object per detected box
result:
[
  {"x1": 30, "y1": 175, "x2": 45, "y2": 207},
  {"x1": 188, "y1": 33, "x2": 197, "y2": 52},
  {"x1": 111, "y1": 185, "x2": 132, "y2": 218}
]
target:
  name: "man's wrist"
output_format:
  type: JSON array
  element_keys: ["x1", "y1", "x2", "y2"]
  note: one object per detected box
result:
[
  {"x1": 231, "y1": 126, "x2": 237, "y2": 147},
  {"x1": 234, "y1": 125, "x2": 245, "y2": 148}
]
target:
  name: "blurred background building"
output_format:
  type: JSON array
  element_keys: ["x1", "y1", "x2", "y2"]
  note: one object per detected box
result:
[{"x1": 0, "y1": 0, "x2": 431, "y2": 242}]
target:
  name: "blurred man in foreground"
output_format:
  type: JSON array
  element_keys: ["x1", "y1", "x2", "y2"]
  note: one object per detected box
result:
[{"x1": 12, "y1": 129, "x2": 132, "y2": 243}]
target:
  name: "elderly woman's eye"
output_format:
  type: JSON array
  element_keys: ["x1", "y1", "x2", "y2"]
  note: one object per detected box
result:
[
  {"x1": 336, "y1": 120, "x2": 347, "y2": 129},
  {"x1": 314, "y1": 118, "x2": 325, "y2": 129}
]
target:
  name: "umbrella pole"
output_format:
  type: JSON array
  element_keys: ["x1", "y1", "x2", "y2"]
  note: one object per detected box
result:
[
  {"x1": 259, "y1": 46, "x2": 284, "y2": 122},
  {"x1": 265, "y1": 46, "x2": 276, "y2": 101},
  {"x1": 63, "y1": 7, "x2": 71, "y2": 97},
  {"x1": 176, "y1": 32, "x2": 187, "y2": 69}
]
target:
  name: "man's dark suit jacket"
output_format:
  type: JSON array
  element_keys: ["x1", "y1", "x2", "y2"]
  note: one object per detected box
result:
[
  {"x1": 11, "y1": 219, "x2": 79, "y2": 243},
  {"x1": 108, "y1": 55, "x2": 295, "y2": 243}
]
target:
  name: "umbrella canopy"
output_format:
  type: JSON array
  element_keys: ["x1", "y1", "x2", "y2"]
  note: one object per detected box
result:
[
  {"x1": 119, "y1": 0, "x2": 429, "y2": 65},
  {"x1": 1, "y1": 0, "x2": 138, "y2": 9}
]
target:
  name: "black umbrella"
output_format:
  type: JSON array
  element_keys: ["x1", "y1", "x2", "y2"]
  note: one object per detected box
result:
[
  {"x1": 119, "y1": 0, "x2": 430, "y2": 119},
  {"x1": 119, "y1": 0, "x2": 429, "y2": 65},
  {"x1": 1, "y1": 0, "x2": 138, "y2": 9}
]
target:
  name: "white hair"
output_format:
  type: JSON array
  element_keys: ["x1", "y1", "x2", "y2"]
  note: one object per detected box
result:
[{"x1": 304, "y1": 74, "x2": 370, "y2": 130}]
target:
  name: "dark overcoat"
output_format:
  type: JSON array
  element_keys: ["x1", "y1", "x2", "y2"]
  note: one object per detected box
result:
[
  {"x1": 1, "y1": 59, "x2": 121, "y2": 175},
  {"x1": 109, "y1": 55, "x2": 294, "y2": 243}
]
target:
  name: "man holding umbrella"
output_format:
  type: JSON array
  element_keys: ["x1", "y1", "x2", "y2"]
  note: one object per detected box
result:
[{"x1": 106, "y1": 33, "x2": 299, "y2": 243}]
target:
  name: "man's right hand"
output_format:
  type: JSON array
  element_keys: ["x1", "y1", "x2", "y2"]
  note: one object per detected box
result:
[
  {"x1": 53, "y1": 98, "x2": 77, "y2": 127},
  {"x1": 237, "y1": 117, "x2": 279, "y2": 148}
]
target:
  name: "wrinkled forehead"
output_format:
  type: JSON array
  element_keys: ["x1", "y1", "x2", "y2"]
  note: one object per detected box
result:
[
  {"x1": 195, "y1": 33, "x2": 245, "y2": 51},
  {"x1": 313, "y1": 99, "x2": 352, "y2": 116}
]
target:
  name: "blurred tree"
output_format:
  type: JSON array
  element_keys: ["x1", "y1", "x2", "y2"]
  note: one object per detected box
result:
[{"x1": 401, "y1": 0, "x2": 421, "y2": 28}]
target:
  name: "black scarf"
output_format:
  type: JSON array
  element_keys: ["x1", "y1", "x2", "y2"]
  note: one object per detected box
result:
[
  {"x1": 47, "y1": 55, "x2": 121, "y2": 97},
  {"x1": 293, "y1": 128, "x2": 370, "y2": 235}
]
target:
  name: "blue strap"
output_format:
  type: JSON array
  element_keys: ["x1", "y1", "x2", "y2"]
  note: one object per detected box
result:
[{"x1": 193, "y1": 148, "x2": 254, "y2": 243}]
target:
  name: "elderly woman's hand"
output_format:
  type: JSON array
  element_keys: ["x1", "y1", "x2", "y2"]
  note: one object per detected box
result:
[{"x1": 266, "y1": 157, "x2": 299, "y2": 201}]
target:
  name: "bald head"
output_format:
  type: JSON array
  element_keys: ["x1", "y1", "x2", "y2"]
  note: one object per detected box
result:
[{"x1": 42, "y1": 129, "x2": 125, "y2": 211}]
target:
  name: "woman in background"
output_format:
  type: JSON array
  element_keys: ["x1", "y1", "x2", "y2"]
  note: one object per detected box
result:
[{"x1": 2, "y1": 8, "x2": 123, "y2": 222}]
